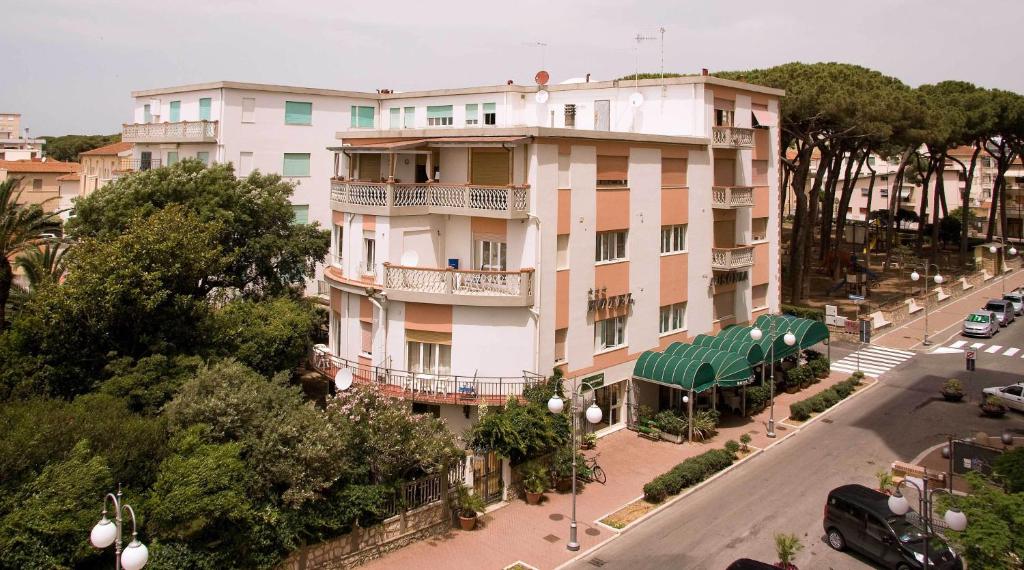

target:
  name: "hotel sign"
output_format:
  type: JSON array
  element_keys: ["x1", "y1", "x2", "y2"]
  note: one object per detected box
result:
[
  {"x1": 713, "y1": 271, "x2": 748, "y2": 286},
  {"x1": 587, "y1": 290, "x2": 634, "y2": 313}
]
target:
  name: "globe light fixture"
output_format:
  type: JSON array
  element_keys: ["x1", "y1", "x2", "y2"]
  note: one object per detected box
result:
[
  {"x1": 1010, "y1": 247, "x2": 1018, "y2": 256},
  {"x1": 910, "y1": 270, "x2": 921, "y2": 282},
  {"x1": 888, "y1": 490, "x2": 910, "y2": 516},
  {"x1": 90, "y1": 516, "x2": 117, "y2": 549},
  {"x1": 91, "y1": 490, "x2": 146, "y2": 569},
  {"x1": 547, "y1": 395, "x2": 564, "y2": 415},
  {"x1": 585, "y1": 403, "x2": 603, "y2": 425},
  {"x1": 783, "y1": 332, "x2": 797, "y2": 346},
  {"x1": 990, "y1": 245, "x2": 998, "y2": 254},
  {"x1": 749, "y1": 327, "x2": 763, "y2": 341},
  {"x1": 944, "y1": 508, "x2": 968, "y2": 532},
  {"x1": 934, "y1": 274, "x2": 944, "y2": 284},
  {"x1": 121, "y1": 540, "x2": 150, "y2": 570}
]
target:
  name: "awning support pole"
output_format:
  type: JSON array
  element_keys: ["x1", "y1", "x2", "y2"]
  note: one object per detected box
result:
[
  {"x1": 741, "y1": 383, "x2": 747, "y2": 417},
  {"x1": 687, "y1": 389, "x2": 694, "y2": 443}
]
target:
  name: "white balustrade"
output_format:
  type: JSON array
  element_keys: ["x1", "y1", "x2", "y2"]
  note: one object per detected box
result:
[
  {"x1": 122, "y1": 120, "x2": 218, "y2": 142},
  {"x1": 384, "y1": 264, "x2": 533, "y2": 300},
  {"x1": 712, "y1": 246, "x2": 755, "y2": 270},
  {"x1": 712, "y1": 126, "x2": 755, "y2": 148},
  {"x1": 330, "y1": 180, "x2": 530, "y2": 217},
  {"x1": 712, "y1": 186, "x2": 755, "y2": 208}
]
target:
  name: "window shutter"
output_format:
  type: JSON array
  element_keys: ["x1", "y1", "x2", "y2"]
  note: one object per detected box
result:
[
  {"x1": 483, "y1": 103, "x2": 496, "y2": 113},
  {"x1": 285, "y1": 101, "x2": 313, "y2": 125},
  {"x1": 291, "y1": 204, "x2": 309, "y2": 225},
  {"x1": 283, "y1": 153, "x2": 311, "y2": 177},
  {"x1": 465, "y1": 104, "x2": 478, "y2": 121},
  {"x1": 470, "y1": 150, "x2": 510, "y2": 185},
  {"x1": 661, "y1": 158, "x2": 686, "y2": 186},
  {"x1": 596, "y1": 155, "x2": 628, "y2": 183},
  {"x1": 406, "y1": 330, "x2": 452, "y2": 345},
  {"x1": 427, "y1": 105, "x2": 453, "y2": 119},
  {"x1": 169, "y1": 101, "x2": 180, "y2": 122},
  {"x1": 199, "y1": 98, "x2": 212, "y2": 121},
  {"x1": 390, "y1": 108, "x2": 400, "y2": 128}
]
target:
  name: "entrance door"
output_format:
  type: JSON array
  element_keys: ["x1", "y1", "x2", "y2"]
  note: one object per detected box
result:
[
  {"x1": 473, "y1": 451, "x2": 503, "y2": 504},
  {"x1": 625, "y1": 379, "x2": 640, "y2": 428},
  {"x1": 140, "y1": 151, "x2": 152, "y2": 171},
  {"x1": 594, "y1": 100, "x2": 611, "y2": 131}
]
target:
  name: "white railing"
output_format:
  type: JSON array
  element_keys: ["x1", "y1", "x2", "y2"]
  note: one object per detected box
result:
[
  {"x1": 121, "y1": 120, "x2": 218, "y2": 143},
  {"x1": 316, "y1": 279, "x2": 330, "y2": 297},
  {"x1": 330, "y1": 180, "x2": 530, "y2": 217},
  {"x1": 384, "y1": 264, "x2": 534, "y2": 300},
  {"x1": 711, "y1": 186, "x2": 755, "y2": 208},
  {"x1": 712, "y1": 126, "x2": 755, "y2": 148},
  {"x1": 712, "y1": 246, "x2": 755, "y2": 270}
]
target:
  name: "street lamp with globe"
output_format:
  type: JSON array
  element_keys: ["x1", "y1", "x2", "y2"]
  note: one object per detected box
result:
[
  {"x1": 547, "y1": 378, "x2": 603, "y2": 552},
  {"x1": 989, "y1": 242, "x2": 1018, "y2": 295},
  {"x1": 90, "y1": 487, "x2": 148, "y2": 570},
  {"x1": 750, "y1": 322, "x2": 797, "y2": 438},
  {"x1": 888, "y1": 475, "x2": 966, "y2": 567},
  {"x1": 910, "y1": 265, "x2": 944, "y2": 346}
]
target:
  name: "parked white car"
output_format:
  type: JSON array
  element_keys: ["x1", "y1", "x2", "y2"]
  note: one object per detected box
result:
[
  {"x1": 1003, "y1": 292, "x2": 1024, "y2": 316},
  {"x1": 962, "y1": 311, "x2": 999, "y2": 338},
  {"x1": 983, "y1": 383, "x2": 1024, "y2": 411}
]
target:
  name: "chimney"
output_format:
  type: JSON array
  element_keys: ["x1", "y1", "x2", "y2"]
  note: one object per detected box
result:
[
  {"x1": 586, "y1": 73, "x2": 591, "y2": 83},
  {"x1": 701, "y1": 68, "x2": 709, "y2": 76},
  {"x1": 507, "y1": 79, "x2": 514, "y2": 85}
]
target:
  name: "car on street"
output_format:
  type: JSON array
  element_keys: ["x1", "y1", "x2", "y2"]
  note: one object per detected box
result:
[
  {"x1": 984, "y1": 299, "x2": 1015, "y2": 326},
  {"x1": 983, "y1": 383, "x2": 1024, "y2": 411},
  {"x1": 725, "y1": 560, "x2": 778, "y2": 570},
  {"x1": 962, "y1": 311, "x2": 999, "y2": 338},
  {"x1": 824, "y1": 484, "x2": 962, "y2": 570},
  {"x1": 1003, "y1": 292, "x2": 1024, "y2": 315}
]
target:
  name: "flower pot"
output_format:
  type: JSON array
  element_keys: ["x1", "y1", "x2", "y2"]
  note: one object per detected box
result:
[
  {"x1": 525, "y1": 491, "x2": 543, "y2": 505},
  {"x1": 942, "y1": 391, "x2": 964, "y2": 402},
  {"x1": 774, "y1": 564, "x2": 798, "y2": 570},
  {"x1": 458, "y1": 513, "x2": 478, "y2": 531},
  {"x1": 556, "y1": 476, "x2": 573, "y2": 492},
  {"x1": 981, "y1": 405, "x2": 1007, "y2": 418},
  {"x1": 785, "y1": 385, "x2": 800, "y2": 394}
]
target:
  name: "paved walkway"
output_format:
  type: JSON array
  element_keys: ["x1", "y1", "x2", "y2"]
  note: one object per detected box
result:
[{"x1": 362, "y1": 371, "x2": 857, "y2": 570}]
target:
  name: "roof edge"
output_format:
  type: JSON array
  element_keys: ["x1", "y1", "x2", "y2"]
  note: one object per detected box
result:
[{"x1": 330, "y1": 127, "x2": 709, "y2": 147}]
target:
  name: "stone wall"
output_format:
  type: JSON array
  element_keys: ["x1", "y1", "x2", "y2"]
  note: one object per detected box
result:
[{"x1": 280, "y1": 502, "x2": 450, "y2": 570}]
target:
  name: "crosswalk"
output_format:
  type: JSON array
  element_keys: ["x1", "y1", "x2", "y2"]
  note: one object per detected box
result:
[
  {"x1": 936, "y1": 339, "x2": 1024, "y2": 359},
  {"x1": 830, "y1": 346, "x2": 916, "y2": 378}
]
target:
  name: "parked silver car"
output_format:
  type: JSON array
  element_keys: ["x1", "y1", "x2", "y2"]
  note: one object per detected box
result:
[
  {"x1": 983, "y1": 383, "x2": 1024, "y2": 411},
  {"x1": 1003, "y1": 292, "x2": 1024, "y2": 316},
  {"x1": 963, "y1": 311, "x2": 999, "y2": 338},
  {"x1": 985, "y1": 299, "x2": 1015, "y2": 326}
]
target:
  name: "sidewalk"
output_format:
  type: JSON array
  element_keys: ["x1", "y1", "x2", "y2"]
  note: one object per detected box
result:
[
  {"x1": 361, "y1": 371, "x2": 858, "y2": 570},
  {"x1": 873, "y1": 269, "x2": 1024, "y2": 351}
]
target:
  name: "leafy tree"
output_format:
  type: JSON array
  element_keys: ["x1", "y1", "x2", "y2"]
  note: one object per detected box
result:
[
  {"x1": 942, "y1": 473, "x2": 1024, "y2": 569},
  {"x1": 68, "y1": 160, "x2": 329, "y2": 298},
  {"x1": 0, "y1": 179, "x2": 62, "y2": 330},
  {"x1": 6, "y1": 240, "x2": 70, "y2": 317},
  {"x1": 100, "y1": 354, "x2": 204, "y2": 415},
  {"x1": 938, "y1": 215, "x2": 962, "y2": 245},
  {"x1": 994, "y1": 447, "x2": 1024, "y2": 493},
  {"x1": 468, "y1": 396, "x2": 568, "y2": 465},
  {"x1": 40, "y1": 133, "x2": 121, "y2": 162},
  {"x1": 212, "y1": 297, "x2": 317, "y2": 376}
]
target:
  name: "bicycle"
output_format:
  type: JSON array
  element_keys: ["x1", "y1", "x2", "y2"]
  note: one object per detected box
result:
[{"x1": 581, "y1": 454, "x2": 606, "y2": 485}]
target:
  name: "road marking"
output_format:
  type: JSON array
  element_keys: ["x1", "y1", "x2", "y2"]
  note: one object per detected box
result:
[
  {"x1": 985, "y1": 345, "x2": 1003, "y2": 353},
  {"x1": 932, "y1": 347, "x2": 964, "y2": 354},
  {"x1": 1005, "y1": 348, "x2": 1020, "y2": 357},
  {"x1": 831, "y1": 346, "x2": 915, "y2": 378},
  {"x1": 950, "y1": 340, "x2": 967, "y2": 348},
  {"x1": 971, "y1": 342, "x2": 984, "y2": 349}
]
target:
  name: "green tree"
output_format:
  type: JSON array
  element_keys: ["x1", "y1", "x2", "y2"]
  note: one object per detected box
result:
[
  {"x1": 0, "y1": 179, "x2": 62, "y2": 330},
  {"x1": 994, "y1": 447, "x2": 1024, "y2": 493},
  {"x1": 68, "y1": 160, "x2": 329, "y2": 297},
  {"x1": 468, "y1": 396, "x2": 568, "y2": 465},
  {"x1": 40, "y1": 133, "x2": 121, "y2": 162},
  {"x1": 212, "y1": 297, "x2": 317, "y2": 376},
  {"x1": 6, "y1": 240, "x2": 70, "y2": 316},
  {"x1": 942, "y1": 473, "x2": 1024, "y2": 569}
]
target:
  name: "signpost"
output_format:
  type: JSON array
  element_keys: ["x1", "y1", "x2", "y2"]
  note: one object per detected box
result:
[
  {"x1": 849, "y1": 295, "x2": 867, "y2": 373},
  {"x1": 966, "y1": 349, "x2": 977, "y2": 371}
]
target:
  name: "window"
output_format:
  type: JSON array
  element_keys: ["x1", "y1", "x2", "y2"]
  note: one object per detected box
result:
[
  {"x1": 332, "y1": 224, "x2": 344, "y2": 266},
  {"x1": 196, "y1": 151, "x2": 210, "y2": 165},
  {"x1": 1005, "y1": 386, "x2": 1024, "y2": 397},
  {"x1": 199, "y1": 97, "x2": 212, "y2": 121},
  {"x1": 595, "y1": 316, "x2": 626, "y2": 352},
  {"x1": 556, "y1": 234, "x2": 569, "y2": 269},
  {"x1": 166, "y1": 151, "x2": 179, "y2": 166},
  {"x1": 465, "y1": 104, "x2": 479, "y2": 125},
  {"x1": 350, "y1": 106, "x2": 374, "y2": 128},
  {"x1": 285, "y1": 101, "x2": 313, "y2": 125},
  {"x1": 403, "y1": 107, "x2": 415, "y2": 128},
  {"x1": 407, "y1": 341, "x2": 451, "y2": 375},
  {"x1": 713, "y1": 291, "x2": 736, "y2": 321},
  {"x1": 427, "y1": 105, "x2": 454, "y2": 126},
  {"x1": 475, "y1": 240, "x2": 507, "y2": 271},
  {"x1": 483, "y1": 102, "x2": 496, "y2": 125},
  {"x1": 867, "y1": 155, "x2": 876, "y2": 166},
  {"x1": 880, "y1": 189, "x2": 889, "y2": 198},
  {"x1": 596, "y1": 155, "x2": 628, "y2": 187},
  {"x1": 390, "y1": 108, "x2": 400, "y2": 128},
  {"x1": 283, "y1": 153, "x2": 311, "y2": 177},
  {"x1": 752, "y1": 284, "x2": 769, "y2": 308},
  {"x1": 32, "y1": 178, "x2": 42, "y2": 190},
  {"x1": 241, "y1": 97, "x2": 255, "y2": 123},
  {"x1": 291, "y1": 204, "x2": 309, "y2": 225},
  {"x1": 660, "y1": 225, "x2": 687, "y2": 253},
  {"x1": 238, "y1": 151, "x2": 253, "y2": 176},
  {"x1": 714, "y1": 108, "x2": 735, "y2": 127},
  {"x1": 752, "y1": 218, "x2": 768, "y2": 241},
  {"x1": 411, "y1": 403, "x2": 441, "y2": 418},
  {"x1": 363, "y1": 237, "x2": 376, "y2": 274},
  {"x1": 143, "y1": 104, "x2": 152, "y2": 123},
  {"x1": 659, "y1": 303, "x2": 686, "y2": 334},
  {"x1": 860, "y1": 187, "x2": 870, "y2": 197},
  {"x1": 596, "y1": 231, "x2": 627, "y2": 262},
  {"x1": 983, "y1": 157, "x2": 993, "y2": 168},
  {"x1": 564, "y1": 104, "x2": 576, "y2": 127},
  {"x1": 554, "y1": 329, "x2": 567, "y2": 363},
  {"x1": 361, "y1": 322, "x2": 373, "y2": 355},
  {"x1": 169, "y1": 100, "x2": 181, "y2": 122}
]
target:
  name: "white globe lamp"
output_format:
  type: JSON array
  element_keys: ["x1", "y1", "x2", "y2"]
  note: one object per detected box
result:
[
  {"x1": 1010, "y1": 247, "x2": 1018, "y2": 256},
  {"x1": 990, "y1": 245, "x2": 998, "y2": 254},
  {"x1": 585, "y1": 403, "x2": 603, "y2": 425},
  {"x1": 90, "y1": 517, "x2": 117, "y2": 549},
  {"x1": 682, "y1": 395, "x2": 689, "y2": 404},
  {"x1": 934, "y1": 274, "x2": 944, "y2": 285},
  {"x1": 888, "y1": 491, "x2": 910, "y2": 516},
  {"x1": 783, "y1": 332, "x2": 797, "y2": 347},
  {"x1": 547, "y1": 395, "x2": 565, "y2": 414},
  {"x1": 121, "y1": 540, "x2": 149, "y2": 570},
  {"x1": 749, "y1": 327, "x2": 763, "y2": 341},
  {"x1": 910, "y1": 271, "x2": 920, "y2": 282},
  {"x1": 944, "y1": 508, "x2": 967, "y2": 532}
]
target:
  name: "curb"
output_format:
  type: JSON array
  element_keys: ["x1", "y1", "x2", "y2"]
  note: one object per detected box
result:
[{"x1": 778, "y1": 377, "x2": 880, "y2": 430}]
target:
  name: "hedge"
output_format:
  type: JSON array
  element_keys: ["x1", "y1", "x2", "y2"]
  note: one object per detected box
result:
[
  {"x1": 788, "y1": 376, "x2": 863, "y2": 421},
  {"x1": 781, "y1": 304, "x2": 825, "y2": 322},
  {"x1": 643, "y1": 448, "x2": 737, "y2": 503}
]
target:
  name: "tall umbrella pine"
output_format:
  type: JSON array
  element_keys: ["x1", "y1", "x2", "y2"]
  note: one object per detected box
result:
[{"x1": 0, "y1": 178, "x2": 62, "y2": 330}]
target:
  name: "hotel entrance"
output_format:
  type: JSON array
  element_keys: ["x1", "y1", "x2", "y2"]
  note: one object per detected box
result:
[{"x1": 589, "y1": 377, "x2": 625, "y2": 433}]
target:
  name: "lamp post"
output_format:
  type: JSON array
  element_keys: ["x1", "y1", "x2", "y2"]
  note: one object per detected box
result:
[
  {"x1": 910, "y1": 264, "x2": 944, "y2": 346},
  {"x1": 989, "y1": 240, "x2": 1017, "y2": 295},
  {"x1": 90, "y1": 487, "x2": 148, "y2": 570},
  {"x1": 888, "y1": 475, "x2": 967, "y2": 568},
  {"x1": 750, "y1": 320, "x2": 797, "y2": 439},
  {"x1": 548, "y1": 378, "x2": 603, "y2": 552}
]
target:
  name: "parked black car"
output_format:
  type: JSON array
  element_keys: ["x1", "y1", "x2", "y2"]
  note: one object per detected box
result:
[
  {"x1": 823, "y1": 484, "x2": 962, "y2": 570},
  {"x1": 984, "y1": 299, "x2": 1015, "y2": 327},
  {"x1": 725, "y1": 560, "x2": 778, "y2": 570}
]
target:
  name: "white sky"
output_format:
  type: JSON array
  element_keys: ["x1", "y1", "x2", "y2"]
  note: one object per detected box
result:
[{"x1": 4, "y1": 0, "x2": 1023, "y2": 136}]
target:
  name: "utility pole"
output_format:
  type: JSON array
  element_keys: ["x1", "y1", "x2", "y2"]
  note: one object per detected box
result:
[{"x1": 658, "y1": 27, "x2": 666, "y2": 79}]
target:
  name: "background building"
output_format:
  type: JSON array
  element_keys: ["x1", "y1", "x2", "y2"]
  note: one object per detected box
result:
[
  {"x1": 0, "y1": 159, "x2": 80, "y2": 212},
  {"x1": 0, "y1": 113, "x2": 43, "y2": 161}
]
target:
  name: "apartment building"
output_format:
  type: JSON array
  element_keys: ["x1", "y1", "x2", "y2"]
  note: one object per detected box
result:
[
  {"x1": 317, "y1": 75, "x2": 783, "y2": 443},
  {"x1": 0, "y1": 113, "x2": 43, "y2": 161},
  {"x1": 78, "y1": 141, "x2": 136, "y2": 196},
  {"x1": 0, "y1": 159, "x2": 80, "y2": 212}
]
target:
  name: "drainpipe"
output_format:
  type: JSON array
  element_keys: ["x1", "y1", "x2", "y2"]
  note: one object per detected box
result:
[{"x1": 368, "y1": 293, "x2": 388, "y2": 365}]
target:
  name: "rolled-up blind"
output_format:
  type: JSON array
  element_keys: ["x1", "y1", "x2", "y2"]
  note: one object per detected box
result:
[
  {"x1": 406, "y1": 330, "x2": 452, "y2": 345},
  {"x1": 286, "y1": 101, "x2": 313, "y2": 125}
]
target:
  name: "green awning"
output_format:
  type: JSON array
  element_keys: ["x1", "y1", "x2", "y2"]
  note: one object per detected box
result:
[
  {"x1": 633, "y1": 352, "x2": 716, "y2": 393},
  {"x1": 754, "y1": 314, "x2": 830, "y2": 350},
  {"x1": 663, "y1": 343, "x2": 755, "y2": 387},
  {"x1": 693, "y1": 328, "x2": 798, "y2": 363}
]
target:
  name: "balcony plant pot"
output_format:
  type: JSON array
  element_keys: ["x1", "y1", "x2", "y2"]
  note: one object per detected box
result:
[
  {"x1": 556, "y1": 477, "x2": 573, "y2": 493},
  {"x1": 454, "y1": 484, "x2": 486, "y2": 531},
  {"x1": 942, "y1": 390, "x2": 964, "y2": 402},
  {"x1": 525, "y1": 491, "x2": 544, "y2": 505}
]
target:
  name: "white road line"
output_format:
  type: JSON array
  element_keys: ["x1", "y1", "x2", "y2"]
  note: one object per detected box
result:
[
  {"x1": 1004, "y1": 348, "x2": 1020, "y2": 357},
  {"x1": 971, "y1": 342, "x2": 984, "y2": 349},
  {"x1": 950, "y1": 340, "x2": 967, "y2": 348},
  {"x1": 863, "y1": 346, "x2": 916, "y2": 357},
  {"x1": 985, "y1": 345, "x2": 1003, "y2": 353}
]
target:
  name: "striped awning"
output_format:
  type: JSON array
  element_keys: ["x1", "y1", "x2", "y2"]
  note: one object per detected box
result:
[
  {"x1": 754, "y1": 314, "x2": 831, "y2": 350},
  {"x1": 632, "y1": 352, "x2": 716, "y2": 393},
  {"x1": 663, "y1": 343, "x2": 755, "y2": 387}
]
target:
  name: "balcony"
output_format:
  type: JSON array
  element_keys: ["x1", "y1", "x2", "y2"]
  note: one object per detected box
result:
[
  {"x1": 712, "y1": 246, "x2": 755, "y2": 270},
  {"x1": 330, "y1": 180, "x2": 530, "y2": 219},
  {"x1": 712, "y1": 186, "x2": 754, "y2": 209},
  {"x1": 382, "y1": 263, "x2": 534, "y2": 307},
  {"x1": 712, "y1": 126, "x2": 755, "y2": 149},
  {"x1": 114, "y1": 158, "x2": 162, "y2": 172},
  {"x1": 121, "y1": 120, "x2": 218, "y2": 143},
  {"x1": 309, "y1": 346, "x2": 543, "y2": 406}
]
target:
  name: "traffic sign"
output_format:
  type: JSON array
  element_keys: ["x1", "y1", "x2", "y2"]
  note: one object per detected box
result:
[
  {"x1": 966, "y1": 350, "x2": 977, "y2": 371},
  {"x1": 859, "y1": 319, "x2": 871, "y2": 343}
]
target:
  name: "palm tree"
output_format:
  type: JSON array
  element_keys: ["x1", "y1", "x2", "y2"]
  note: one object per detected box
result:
[
  {"x1": 6, "y1": 240, "x2": 69, "y2": 313},
  {"x1": 0, "y1": 178, "x2": 62, "y2": 330}
]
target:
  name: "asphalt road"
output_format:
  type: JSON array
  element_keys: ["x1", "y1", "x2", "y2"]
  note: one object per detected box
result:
[{"x1": 567, "y1": 319, "x2": 1024, "y2": 570}]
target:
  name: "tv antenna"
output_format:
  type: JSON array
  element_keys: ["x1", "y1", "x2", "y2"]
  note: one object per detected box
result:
[
  {"x1": 632, "y1": 32, "x2": 657, "y2": 104},
  {"x1": 657, "y1": 27, "x2": 666, "y2": 79},
  {"x1": 523, "y1": 41, "x2": 548, "y2": 70}
]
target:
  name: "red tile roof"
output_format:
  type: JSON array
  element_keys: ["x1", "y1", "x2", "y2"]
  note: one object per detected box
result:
[
  {"x1": 0, "y1": 159, "x2": 80, "y2": 173},
  {"x1": 57, "y1": 173, "x2": 80, "y2": 181},
  {"x1": 79, "y1": 141, "x2": 133, "y2": 156}
]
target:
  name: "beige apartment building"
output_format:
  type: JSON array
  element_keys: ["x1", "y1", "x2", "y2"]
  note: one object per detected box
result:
[{"x1": 0, "y1": 159, "x2": 81, "y2": 212}]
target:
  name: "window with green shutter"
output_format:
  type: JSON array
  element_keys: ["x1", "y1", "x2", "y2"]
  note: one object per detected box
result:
[
  {"x1": 169, "y1": 101, "x2": 181, "y2": 122},
  {"x1": 483, "y1": 102, "x2": 496, "y2": 125},
  {"x1": 167, "y1": 151, "x2": 179, "y2": 165},
  {"x1": 350, "y1": 106, "x2": 375, "y2": 128},
  {"x1": 390, "y1": 108, "x2": 401, "y2": 128},
  {"x1": 285, "y1": 101, "x2": 313, "y2": 125},
  {"x1": 427, "y1": 105, "x2": 453, "y2": 126},
  {"x1": 196, "y1": 151, "x2": 209, "y2": 165},
  {"x1": 465, "y1": 104, "x2": 479, "y2": 125},
  {"x1": 199, "y1": 98, "x2": 212, "y2": 121},
  {"x1": 403, "y1": 107, "x2": 415, "y2": 128},
  {"x1": 291, "y1": 205, "x2": 310, "y2": 225},
  {"x1": 283, "y1": 153, "x2": 311, "y2": 177},
  {"x1": 143, "y1": 104, "x2": 152, "y2": 123}
]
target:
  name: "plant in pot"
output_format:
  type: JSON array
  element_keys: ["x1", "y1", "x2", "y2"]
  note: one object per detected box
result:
[
  {"x1": 455, "y1": 484, "x2": 487, "y2": 531},
  {"x1": 552, "y1": 447, "x2": 576, "y2": 492},
  {"x1": 581, "y1": 431, "x2": 598, "y2": 450},
  {"x1": 981, "y1": 395, "x2": 1008, "y2": 418},
  {"x1": 520, "y1": 464, "x2": 548, "y2": 505},
  {"x1": 810, "y1": 358, "x2": 830, "y2": 380},
  {"x1": 774, "y1": 532, "x2": 803, "y2": 570},
  {"x1": 941, "y1": 378, "x2": 964, "y2": 402},
  {"x1": 875, "y1": 469, "x2": 894, "y2": 494}
]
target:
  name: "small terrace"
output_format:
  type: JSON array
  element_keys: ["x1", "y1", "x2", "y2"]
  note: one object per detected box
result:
[
  {"x1": 711, "y1": 186, "x2": 754, "y2": 209},
  {"x1": 330, "y1": 180, "x2": 529, "y2": 219},
  {"x1": 121, "y1": 120, "x2": 218, "y2": 143},
  {"x1": 114, "y1": 158, "x2": 162, "y2": 172},
  {"x1": 712, "y1": 246, "x2": 755, "y2": 270},
  {"x1": 711, "y1": 126, "x2": 755, "y2": 149},
  {"x1": 382, "y1": 263, "x2": 534, "y2": 307}
]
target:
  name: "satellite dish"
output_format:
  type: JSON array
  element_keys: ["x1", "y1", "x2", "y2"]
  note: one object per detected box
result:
[
  {"x1": 535, "y1": 90, "x2": 549, "y2": 104},
  {"x1": 400, "y1": 250, "x2": 419, "y2": 267},
  {"x1": 334, "y1": 369, "x2": 353, "y2": 391},
  {"x1": 535, "y1": 70, "x2": 550, "y2": 86},
  {"x1": 629, "y1": 92, "x2": 644, "y2": 107}
]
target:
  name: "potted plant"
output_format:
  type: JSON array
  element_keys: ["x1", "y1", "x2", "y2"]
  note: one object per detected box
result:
[
  {"x1": 981, "y1": 395, "x2": 1008, "y2": 418},
  {"x1": 654, "y1": 410, "x2": 686, "y2": 444},
  {"x1": 739, "y1": 433, "x2": 752, "y2": 453},
  {"x1": 552, "y1": 448, "x2": 576, "y2": 492},
  {"x1": 774, "y1": 532, "x2": 803, "y2": 570},
  {"x1": 581, "y1": 432, "x2": 597, "y2": 450},
  {"x1": 455, "y1": 484, "x2": 487, "y2": 531},
  {"x1": 520, "y1": 464, "x2": 547, "y2": 505},
  {"x1": 941, "y1": 379, "x2": 964, "y2": 402},
  {"x1": 875, "y1": 469, "x2": 894, "y2": 494}
]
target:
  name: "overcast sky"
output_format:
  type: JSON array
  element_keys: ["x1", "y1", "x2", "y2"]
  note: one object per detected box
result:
[{"x1": 4, "y1": 0, "x2": 1023, "y2": 136}]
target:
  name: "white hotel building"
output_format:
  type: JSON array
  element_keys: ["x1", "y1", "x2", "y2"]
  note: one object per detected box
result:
[{"x1": 120, "y1": 76, "x2": 783, "y2": 440}]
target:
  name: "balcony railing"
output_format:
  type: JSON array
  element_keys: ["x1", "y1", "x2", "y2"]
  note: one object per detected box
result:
[
  {"x1": 712, "y1": 186, "x2": 754, "y2": 208},
  {"x1": 383, "y1": 263, "x2": 534, "y2": 307},
  {"x1": 114, "y1": 158, "x2": 162, "y2": 172},
  {"x1": 309, "y1": 346, "x2": 545, "y2": 406},
  {"x1": 712, "y1": 126, "x2": 755, "y2": 148},
  {"x1": 121, "y1": 120, "x2": 218, "y2": 143},
  {"x1": 712, "y1": 246, "x2": 755, "y2": 270},
  {"x1": 330, "y1": 180, "x2": 530, "y2": 219}
]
